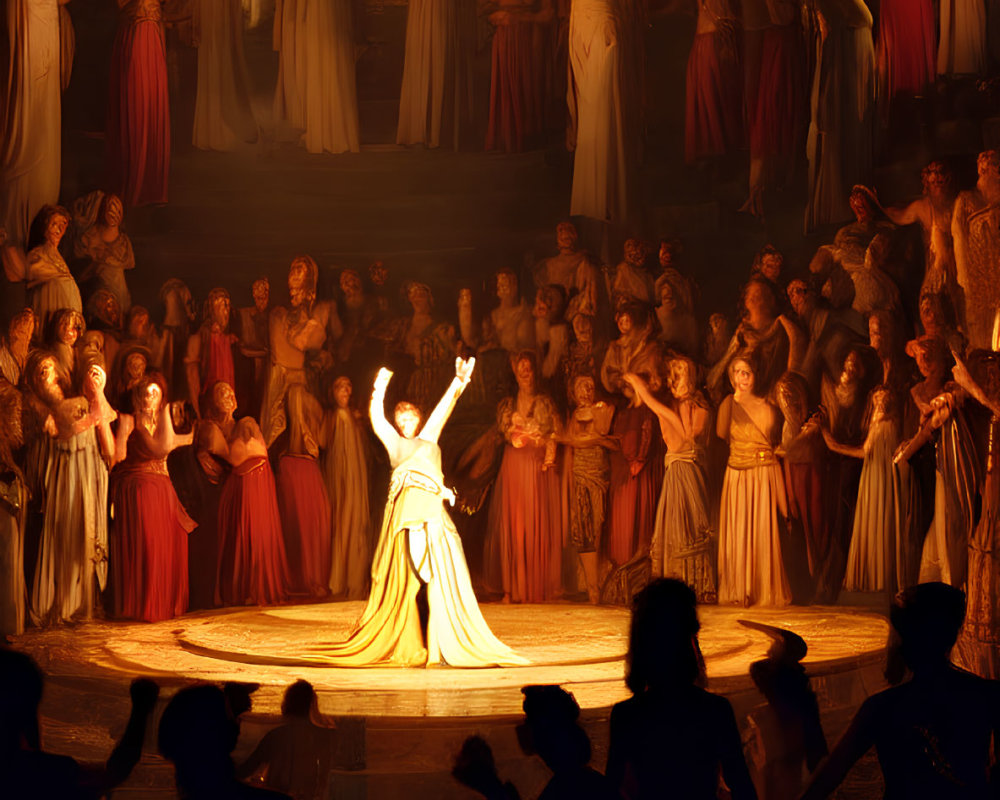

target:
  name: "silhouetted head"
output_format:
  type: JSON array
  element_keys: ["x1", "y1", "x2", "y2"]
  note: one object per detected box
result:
[
  {"x1": 626, "y1": 579, "x2": 702, "y2": 695},
  {"x1": 281, "y1": 679, "x2": 317, "y2": 719},
  {"x1": 890, "y1": 583, "x2": 966, "y2": 673},
  {"x1": 0, "y1": 648, "x2": 43, "y2": 752},
  {"x1": 517, "y1": 685, "x2": 590, "y2": 772},
  {"x1": 222, "y1": 681, "x2": 259, "y2": 720},
  {"x1": 159, "y1": 684, "x2": 240, "y2": 791}
]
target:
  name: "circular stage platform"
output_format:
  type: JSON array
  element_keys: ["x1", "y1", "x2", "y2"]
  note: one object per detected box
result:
[
  {"x1": 13, "y1": 601, "x2": 890, "y2": 799},
  {"x1": 18, "y1": 600, "x2": 888, "y2": 717}
]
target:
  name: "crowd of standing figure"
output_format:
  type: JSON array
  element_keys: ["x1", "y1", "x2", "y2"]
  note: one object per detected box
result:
[
  {"x1": 0, "y1": 150, "x2": 997, "y2": 689},
  {"x1": 5, "y1": 0, "x2": 1000, "y2": 250}
]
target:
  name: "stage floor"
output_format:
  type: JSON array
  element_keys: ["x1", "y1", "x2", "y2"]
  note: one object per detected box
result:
[{"x1": 16, "y1": 600, "x2": 888, "y2": 718}]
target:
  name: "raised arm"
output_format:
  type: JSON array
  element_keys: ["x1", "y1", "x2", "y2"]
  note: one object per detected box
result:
[
  {"x1": 798, "y1": 698, "x2": 878, "y2": 800},
  {"x1": 778, "y1": 314, "x2": 806, "y2": 373},
  {"x1": 421, "y1": 357, "x2": 475, "y2": 442},
  {"x1": 624, "y1": 372, "x2": 686, "y2": 438},
  {"x1": 953, "y1": 350, "x2": 1000, "y2": 417},
  {"x1": 884, "y1": 197, "x2": 924, "y2": 227},
  {"x1": 370, "y1": 367, "x2": 401, "y2": 452}
]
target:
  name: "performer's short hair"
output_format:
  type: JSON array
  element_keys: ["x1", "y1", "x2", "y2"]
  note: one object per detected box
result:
[{"x1": 394, "y1": 400, "x2": 422, "y2": 422}]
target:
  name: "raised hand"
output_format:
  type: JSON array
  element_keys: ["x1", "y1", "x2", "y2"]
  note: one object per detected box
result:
[
  {"x1": 951, "y1": 348, "x2": 973, "y2": 390},
  {"x1": 455, "y1": 356, "x2": 476, "y2": 384},
  {"x1": 374, "y1": 367, "x2": 393, "y2": 393}
]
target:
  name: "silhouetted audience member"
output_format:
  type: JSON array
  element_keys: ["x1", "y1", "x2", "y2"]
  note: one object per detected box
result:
[
  {"x1": 454, "y1": 684, "x2": 614, "y2": 800},
  {"x1": 159, "y1": 683, "x2": 291, "y2": 800},
  {"x1": 739, "y1": 620, "x2": 827, "y2": 800},
  {"x1": 606, "y1": 579, "x2": 758, "y2": 799},
  {"x1": 224, "y1": 680, "x2": 261, "y2": 736},
  {"x1": 0, "y1": 647, "x2": 159, "y2": 799},
  {"x1": 518, "y1": 685, "x2": 617, "y2": 800},
  {"x1": 799, "y1": 582, "x2": 1000, "y2": 799},
  {"x1": 236, "y1": 679, "x2": 364, "y2": 800},
  {"x1": 452, "y1": 735, "x2": 521, "y2": 800}
]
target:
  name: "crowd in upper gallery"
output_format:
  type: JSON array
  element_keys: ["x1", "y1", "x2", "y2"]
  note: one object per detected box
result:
[
  {"x1": 0, "y1": 147, "x2": 998, "y2": 683},
  {"x1": 3, "y1": 0, "x2": 1000, "y2": 241}
]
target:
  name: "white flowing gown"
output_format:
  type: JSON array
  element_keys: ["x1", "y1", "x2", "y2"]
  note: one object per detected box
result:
[
  {"x1": 567, "y1": 0, "x2": 629, "y2": 223},
  {"x1": 273, "y1": 0, "x2": 360, "y2": 153}
]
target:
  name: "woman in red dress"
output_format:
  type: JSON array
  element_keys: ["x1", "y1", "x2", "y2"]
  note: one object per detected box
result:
[
  {"x1": 110, "y1": 374, "x2": 195, "y2": 622},
  {"x1": 276, "y1": 386, "x2": 332, "y2": 600},
  {"x1": 208, "y1": 382, "x2": 290, "y2": 607},
  {"x1": 106, "y1": 0, "x2": 170, "y2": 207},
  {"x1": 485, "y1": 0, "x2": 555, "y2": 152},
  {"x1": 684, "y1": 0, "x2": 743, "y2": 163},
  {"x1": 485, "y1": 351, "x2": 563, "y2": 602},
  {"x1": 605, "y1": 381, "x2": 663, "y2": 569},
  {"x1": 876, "y1": 0, "x2": 935, "y2": 98}
]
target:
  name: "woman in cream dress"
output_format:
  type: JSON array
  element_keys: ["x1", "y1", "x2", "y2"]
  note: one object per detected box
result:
[
  {"x1": 716, "y1": 353, "x2": 791, "y2": 606},
  {"x1": 192, "y1": 0, "x2": 256, "y2": 151},
  {"x1": 273, "y1": 0, "x2": 359, "y2": 153}
]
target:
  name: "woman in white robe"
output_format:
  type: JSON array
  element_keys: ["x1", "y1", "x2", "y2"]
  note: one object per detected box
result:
[
  {"x1": 272, "y1": 0, "x2": 359, "y2": 153},
  {"x1": 567, "y1": 0, "x2": 631, "y2": 224},
  {"x1": 1, "y1": 0, "x2": 65, "y2": 248},
  {"x1": 396, "y1": 0, "x2": 474, "y2": 148},
  {"x1": 192, "y1": 0, "x2": 257, "y2": 151}
]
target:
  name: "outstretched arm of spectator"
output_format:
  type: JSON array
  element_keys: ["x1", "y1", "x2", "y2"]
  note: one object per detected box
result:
[
  {"x1": 798, "y1": 699, "x2": 877, "y2": 800},
  {"x1": 77, "y1": 679, "x2": 160, "y2": 797}
]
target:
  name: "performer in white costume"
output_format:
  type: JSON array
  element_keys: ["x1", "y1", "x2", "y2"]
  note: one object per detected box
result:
[{"x1": 296, "y1": 357, "x2": 528, "y2": 667}]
